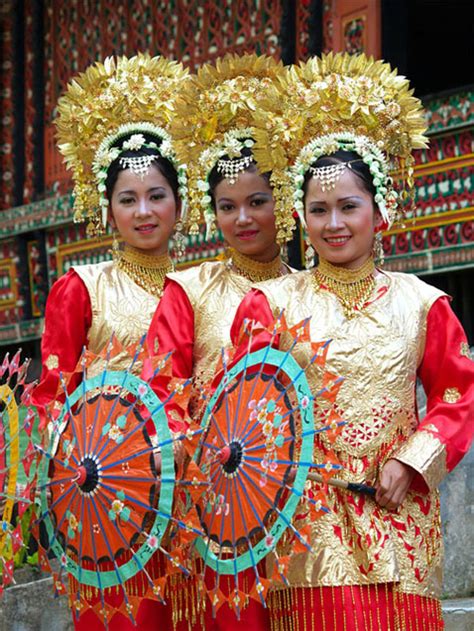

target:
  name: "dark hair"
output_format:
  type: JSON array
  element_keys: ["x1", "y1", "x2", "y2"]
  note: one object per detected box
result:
[
  {"x1": 105, "y1": 133, "x2": 180, "y2": 204},
  {"x1": 208, "y1": 144, "x2": 271, "y2": 210},
  {"x1": 303, "y1": 149, "x2": 376, "y2": 201}
]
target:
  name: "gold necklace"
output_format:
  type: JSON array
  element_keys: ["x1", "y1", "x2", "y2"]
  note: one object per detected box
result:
[
  {"x1": 312, "y1": 257, "x2": 376, "y2": 319},
  {"x1": 228, "y1": 247, "x2": 283, "y2": 283},
  {"x1": 116, "y1": 246, "x2": 174, "y2": 298}
]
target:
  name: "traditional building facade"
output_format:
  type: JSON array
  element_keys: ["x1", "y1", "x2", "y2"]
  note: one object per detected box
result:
[{"x1": 0, "y1": 0, "x2": 472, "y2": 351}]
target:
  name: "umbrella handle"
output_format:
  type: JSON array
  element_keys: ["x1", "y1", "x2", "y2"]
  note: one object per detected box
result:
[{"x1": 307, "y1": 472, "x2": 376, "y2": 496}]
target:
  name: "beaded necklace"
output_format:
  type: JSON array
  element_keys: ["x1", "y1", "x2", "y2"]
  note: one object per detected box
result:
[
  {"x1": 116, "y1": 245, "x2": 174, "y2": 298},
  {"x1": 313, "y1": 256, "x2": 376, "y2": 319},
  {"x1": 227, "y1": 247, "x2": 284, "y2": 282}
]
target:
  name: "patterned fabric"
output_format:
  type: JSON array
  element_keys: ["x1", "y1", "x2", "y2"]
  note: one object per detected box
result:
[{"x1": 231, "y1": 270, "x2": 474, "y2": 604}]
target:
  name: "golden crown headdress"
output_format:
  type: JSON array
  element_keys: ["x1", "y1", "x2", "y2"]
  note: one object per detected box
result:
[
  {"x1": 55, "y1": 53, "x2": 189, "y2": 235},
  {"x1": 252, "y1": 52, "x2": 428, "y2": 236},
  {"x1": 170, "y1": 53, "x2": 285, "y2": 238}
]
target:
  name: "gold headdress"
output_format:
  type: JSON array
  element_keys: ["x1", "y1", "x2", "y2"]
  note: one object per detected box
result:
[
  {"x1": 170, "y1": 53, "x2": 285, "y2": 238},
  {"x1": 55, "y1": 53, "x2": 189, "y2": 235},
  {"x1": 252, "y1": 52, "x2": 428, "y2": 234}
]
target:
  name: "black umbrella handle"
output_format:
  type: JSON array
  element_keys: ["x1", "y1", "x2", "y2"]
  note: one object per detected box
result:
[{"x1": 307, "y1": 471, "x2": 376, "y2": 496}]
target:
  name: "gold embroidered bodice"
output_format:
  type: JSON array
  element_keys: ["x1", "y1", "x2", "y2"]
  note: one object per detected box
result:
[
  {"x1": 257, "y1": 270, "x2": 446, "y2": 597},
  {"x1": 73, "y1": 261, "x2": 159, "y2": 376},
  {"x1": 167, "y1": 261, "x2": 256, "y2": 393}
]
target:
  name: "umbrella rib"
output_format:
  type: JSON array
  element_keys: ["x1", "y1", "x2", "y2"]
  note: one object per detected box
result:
[
  {"x1": 86, "y1": 335, "x2": 143, "y2": 456},
  {"x1": 238, "y1": 464, "x2": 312, "y2": 552},
  {"x1": 87, "y1": 490, "x2": 138, "y2": 621},
  {"x1": 81, "y1": 494, "x2": 108, "y2": 619},
  {"x1": 96, "y1": 478, "x2": 182, "y2": 541},
  {"x1": 57, "y1": 373, "x2": 84, "y2": 463},
  {"x1": 81, "y1": 361, "x2": 88, "y2": 457},
  {"x1": 229, "y1": 469, "x2": 263, "y2": 605},
  {"x1": 244, "y1": 455, "x2": 342, "y2": 471},
  {"x1": 197, "y1": 460, "x2": 228, "y2": 575},
  {"x1": 93, "y1": 391, "x2": 145, "y2": 462},
  {"x1": 83, "y1": 363, "x2": 110, "y2": 456},
  {"x1": 228, "y1": 477, "x2": 242, "y2": 615},
  {"x1": 233, "y1": 334, "x2": 277, "y2": 440},
  {"x1": 39, "y1": 480, "x2": 78, "y2": 534},
  {"x1": 34, "y1": 443, "x2": 78, "y2": 474},
  {"x1": 237, "y1": 342, "x2": 300, "y2": 444}
]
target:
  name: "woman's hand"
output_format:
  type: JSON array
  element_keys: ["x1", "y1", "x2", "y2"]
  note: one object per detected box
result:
[{"x1": 375, "y1": 459, "x2": 416, "y2": 510}]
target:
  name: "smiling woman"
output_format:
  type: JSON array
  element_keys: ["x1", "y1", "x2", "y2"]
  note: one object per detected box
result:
[
  {"x1": 231, "y1": 52, "x2": 474, "y2": 631},
  {"x1": 211, "y1": 164, "x2": 280, "y2": 262},
  {"x1": 146, "y1": 53, "x2": 293, "y2": 631},
  {"x1": 107, "y1": 139, "x2": 180, "y2": 258},
  {"x1": 31, "y1": 53, "x2": 189, "y2": 630}
]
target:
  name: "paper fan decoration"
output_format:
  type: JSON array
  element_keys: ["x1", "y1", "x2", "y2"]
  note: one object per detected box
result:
[
  {"x1": 0, "y1": 350, "x2": 38, "y2": 594},
  {"x1": 34, "y1": 337, "x2": 205, "y2": 627},
  {"x1": 187, "y1": 314, "x2": 344, "y2": 617}
]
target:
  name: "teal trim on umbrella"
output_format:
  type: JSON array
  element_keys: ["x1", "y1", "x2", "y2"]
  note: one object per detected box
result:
[
  {"x1": 194, "y1": 347, "x2": 314, "y2": 575},
  {"x1": 38, "y1": 370, "x2": 174, "y2": 589}
]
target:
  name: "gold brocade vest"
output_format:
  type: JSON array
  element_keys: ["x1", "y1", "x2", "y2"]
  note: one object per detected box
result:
[
  {"x1": 73, "y1": 261, "x2": 159, "y2": 377},
  {"x1": 258, "y1": 270, "x2": 446, "y2": 598},
  {"x1": 167, "y1": 261, "x2": 256, "y2": 395}
]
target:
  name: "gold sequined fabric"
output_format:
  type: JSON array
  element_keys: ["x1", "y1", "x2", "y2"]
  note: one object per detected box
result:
[
  {"x1": 73, "y1": 261, "x2": 159, "y2": 377},
  {"x1": 442, "y1": 387, "x2": 461, "y2": 403},
  {"x1": 116, "y1": 246, "x2": 174, "y2": 298},
  {"x1": 168, "y1": 260, "x2": 290, "y2": 414},
  {"x1": 167, "y1": 262, "x2": 256, "y2": 404},
  {"x1": 256, "y1": 270, "x2": 447, "y2": 597}
]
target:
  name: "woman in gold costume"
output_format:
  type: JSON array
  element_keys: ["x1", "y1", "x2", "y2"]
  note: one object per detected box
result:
[
  {"x1": 146, "y1": 54, "x2": 295, "y2": 631},
  {"x1": 232, "y1": 53, "x2": 474, "y2": 631},
  {"x1": 32, "y1": 53, "x2": 189, "y2": 630}
]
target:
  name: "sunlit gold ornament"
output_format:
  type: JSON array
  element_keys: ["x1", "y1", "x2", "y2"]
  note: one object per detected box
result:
[
  {"x1": 111, "y1": 231, "x2": 122, "y2": 262},
  {"x1": 45, "y1": 354, "x2": 59, "y2": 370},
  {"x1": 308, "y1": 163, "x2": 346, "y2": 192},
  {"x1": 55, "y1": 53, "x2": 189, "y2": 235},
  {"x1": 170, "y1": 53, "x2": 286, "y2": 238},
  {"x1": 217, "y1": 155, "x2": 253, "y2": 185},
  {"x1": 252, "y1": 52, "x2": 428, "y2": 238},
  {"x1": 372, "y1": 231, "x2": 385, "y2": 266},
  {"x1": 442, "y1": 388, "x2": 461, "y2": 404},
  {"x1": 312, "y1": 256, "x2": 376, "y2": 319},
  {"x1": 116, "y1": 245, "x2": 174, "y2": 298},
  {"x1": 172, "y1": 221, "x2": 187, "y2": 263},
  {"x1": 227, "y1": 247, "x2": 283, "y2": 283}
]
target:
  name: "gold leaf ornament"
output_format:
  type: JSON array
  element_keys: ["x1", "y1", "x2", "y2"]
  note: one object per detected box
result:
[{"x1": 55, "y1": 53, "x2": 190, "y2": 235}]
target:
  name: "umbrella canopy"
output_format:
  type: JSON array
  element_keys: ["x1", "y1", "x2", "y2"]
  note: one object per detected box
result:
[
  {"x1": 35, "y1": 340, "x2": 203, "y2": 626},
  {"x1": 190, "y1": 315, "x2": 344, "y2": 617}
]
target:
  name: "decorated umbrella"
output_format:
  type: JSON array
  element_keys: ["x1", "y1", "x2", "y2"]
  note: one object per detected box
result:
[
  {"x1": 34, "y1": 337, "x2": 206, "y2": 627},
  {"x1": 187, "y1": 314, "x2": 347, "y2": 617},
  {"x1": 0, "y1": 350, "x2": 38, "y2": 594}
]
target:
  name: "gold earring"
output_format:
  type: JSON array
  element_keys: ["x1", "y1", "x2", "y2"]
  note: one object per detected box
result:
[
  {"x1": 373, "y1": 231, "x2": 385, "y2": 266},
  {"x1": 305, "y1": 236, "x2": 315, "y2": 270},
  {"x1": 172, "y1": 221, "x2": 187, "y2": 263},
  {"x1": 111, "y1": 231, "x2": 122, "y2": 262}
]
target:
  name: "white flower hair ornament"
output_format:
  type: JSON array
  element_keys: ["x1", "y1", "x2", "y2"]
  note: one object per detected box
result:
[
  {"x1": 91, "y1": 121, "x2": 188, "y2": 229},
  {"x1": 193, "y1": 129, "x2": 255, "y2": 240},
  {"x1": 292, "y1": 132, "x2": 399, "y2": 228}
]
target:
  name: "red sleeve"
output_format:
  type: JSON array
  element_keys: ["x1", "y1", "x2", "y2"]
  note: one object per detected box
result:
[
  {"x1": 396, "y1": 296, "x2": 474, "y2": 491},
  {"x1": 147, "y1": 278, "x2": 195, "y2": 379},
  {"x1": 32, "y1": 270, "x2": 92, "y2": 425},
  {"x1": 230, "y1": 288, "x2": 275, "y2": 347},
  {"x1": 146, "y1": 279, "x2": 195, "y2": 432}
]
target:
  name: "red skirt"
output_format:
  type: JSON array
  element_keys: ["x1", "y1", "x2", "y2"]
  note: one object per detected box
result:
[
  {"x1": 71, "y1": 550, "x2": 170, "y2": 630},
  {"x1": 166, "y1": 563, "x2": 271, "y2": 631},
  {"x1": 267, "y1": 584, "x2": 444, "y2": 631}
]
